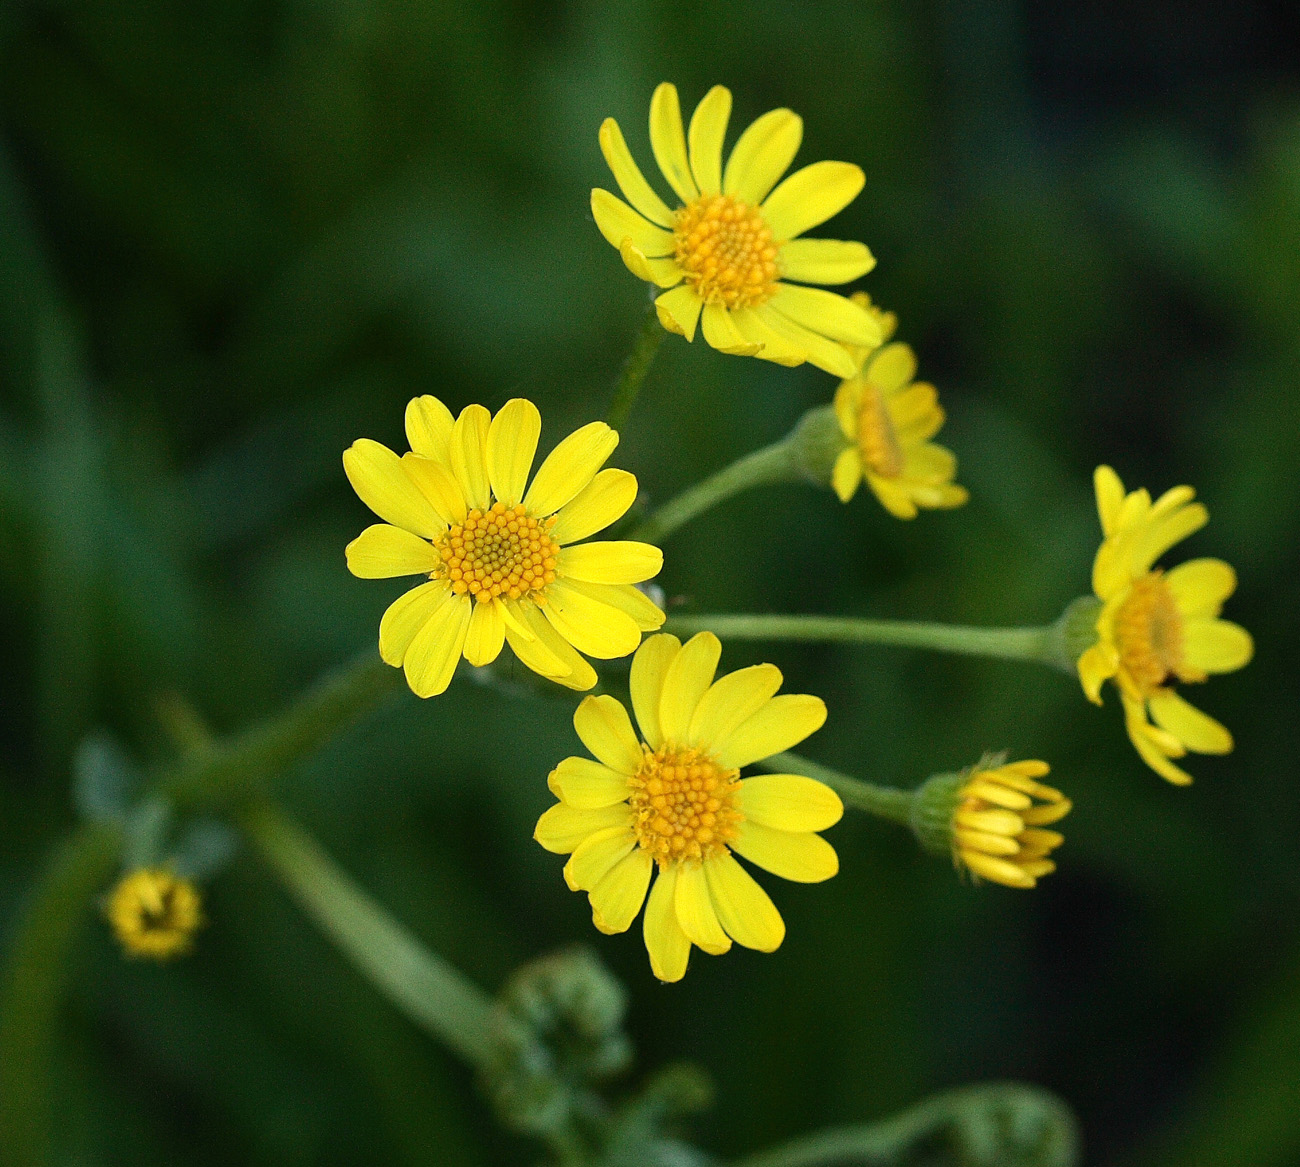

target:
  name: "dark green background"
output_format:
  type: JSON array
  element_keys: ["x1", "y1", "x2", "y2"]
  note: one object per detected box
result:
[{"x1": 3, "y1": 0, "x2": 1299, "y2": 1163}]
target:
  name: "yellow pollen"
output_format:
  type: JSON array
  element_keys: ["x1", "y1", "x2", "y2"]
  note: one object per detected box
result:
[
  {"x1": 433, "y1": 501, "x2": 559, "y2": 604},
  {"x1": 673, "y1": 193, "x2": 780, "y2": 309},
  {"x1": 856, "y1": 381, "x2": 904, "y2": 478},
  {"x1": 1115, "y1": 571, "x2": 1197, "y2": 695},
  {"x1": 628, "y1": 743, "x2": 743, "y2": 865}
]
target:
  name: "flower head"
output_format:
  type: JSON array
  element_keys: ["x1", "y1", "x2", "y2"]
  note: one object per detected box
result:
[
  {"x1": 107, "y1": 868, "x2": 203, "y2": 960},
  {"x1": 535, "y1": 632, "x2": 841, "y2": 981},
  {"x1": 830, "y1": 296, "x2": 967, "y2": 519},
  {"x1": 1077, "y1": 466, "x2": 1253, "y2": 784},
  {"x1": 593, "y1": 83, "x2": 882, "y2": 377},
  {"x1": 949, "y1": 760, "x2": 1070, "y2": 889},
  {"x1": 345, "y1": 397, "x2": 665, "y2": 697}
]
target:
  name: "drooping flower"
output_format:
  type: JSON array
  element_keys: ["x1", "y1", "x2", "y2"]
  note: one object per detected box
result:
[
  {"x1": 344, "y1": 397, "x2": 664, "y2": 697},
  {"x1": 1077, "y1": 465, "x2": 1253, "y2": 784},
  {"x1": 592, "y1": 83, "x2": 882, "y2": 377},
  {"x1": 949, "y1": 760, "x2": 1070, "y2": 889},
  {"x1": 830, "y1": 295, "x2": 967, "y2": 519},
  {"x1": 535, "y1": 632, "x2": 841, "y2": 982},
  {"x1": 107, "y1": 868, "x2": 203, "y2": 960}
]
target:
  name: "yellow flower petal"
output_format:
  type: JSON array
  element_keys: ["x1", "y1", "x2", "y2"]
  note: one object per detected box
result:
[
  {"x1": 704, "y1": 852, "x2": 785, "y2": 951},
  {"x1": 1094, "y1": 465, "x2": 1126, "y2": 536},
  {"x1": 1148, "y1": 690, "x2": 1233, "y2": 754},
  {"x1": 550, "y1": 469, "x2": 639, "y2": 545},
  {"x1": 564, "y1": 825, "x2": 636, "y2": 892},
  {"x1": 649, "y1": 82, "x2": 699, "y2": 204},
  {"x1": 523, "y1": 422, "x2": 619, "y2": 518},
  {"x1": 1166, "y1": 558, "x2": 1237, "y2": 617},
  {"x1": 558, "y1": 541, "x2": 663, "y2": 585},
  {"x1": 903, "y1": 442, "x2": 957, "y2": 484},
  {"x1": 507, "y1": 600, "x2": 597, "y2": 690},
  {"x1": 403, "y1": 592, "x2": 471, "y2": 697},
  {"x1": 462, "y1": 598, "x2": 505, "y2": 667},
  {"x1": 867, "y1": 473, "x2": 919, "y2": 520},
  {"x1": 831, "y1": 447, "x2": 862, "y2": 503},
  {"x1": 714, "y1": 694, "x2": 827, "y2": 769},
  {"x1": 598, "y1": 117, "x2": 675, "y2": 228},
  {"x1": 722, "y1": 107, "x2": 802, "y2": 205},
  {"x1": 405, "y1": 396, "x2": 454, "y2": 463},
  {"x1": 619, "y1": 239, "x2": 684, "y2": 287},
  {"x1": 673, "y1": 861, "x2": 731, "y2": 954},
  {"x1": 345, "y1": 524, "x2": 439, "y2": 578},
  {"x1": 728, "y1": 307, "x2": 808, "y2": 367},
  {"x1": 761, "y1": 161, "x2": 864, "y2": 241},
  {"x1": 449, "y1": 404, "x2": 491, "y2": 512},
  {"x1": 535, "y1": 803, "x2": 631, "y2": 854},
  {"x1": 655, "y1": 285, "x2": 704, "y2": 341},
  {"x1": 589, "y1": 850, "x2": 653, "y2": 935},
  {"x1": 865, "y1": 342, "x2": 917, "y2": 393},
  {"x1": 686, "y1": 663, "x2": 783, "y2": 750},
  {"x1": 643, "y1": 866, "x2": 691, "y2": 982},
  {"x1": 378, "y1": 581, "x2": 450, "y2": 666},
  {"x1": 548, "y1": 756, "x2": 631, "y2": 809},
  {"x1": 573, "y1": 694, "x2": 644, "y2": 775},
  {"x1": 485, "y1": 398, "x2": 540, "y2": 506},
  {"x1": 735, "y1": 774, "x2": 843, "y2": 832},
  {"x1": 769, "y1": 284, "x2": 882, "y2": 346},
  {"x1": 542, "y1": 579, "x2": 642, "y2": 660},
  {"x1": 1076, "y1": 641, "x2": 1118, "y2": 704},
  {"x1": 731, "y1": 822, "x2": 838, "y2": 883},
  {"x1": 402, "y1": 453, "x2": 467, "y2": 526},
  {"x1": 963, "y1": 851, "x2": 1036, "y2": 888},
  {"x1": 753, "y1": 304, "x2": 857, "y2": 378},
  {"x1": 1123, "y1": 694, "x2": 1193, "y2": 785},
  {"x1": 630, "y1": 633, "x2": 681, "y2": 750},
  {"x1": 1131, "y1": 502, "x2": 1208, "y2": 575},
  {"x1": 779, "y1": 238, "x2": 876, "y2": 285},
  {"x1": 563, "y1": 580, "x2": 665, "y2": 632},
  {"x1": 833, "y1": 378, "x2": 861, "y2": 437},
  {"x1": 701, "y1": 302, "x2": 762, "y2": 356},
  {"x1": 1181, "y1": 618, "x2": 1253, "y2": 674},
  {"x1": 658, "y1": 631, "x2": 722, "y2": 743},
  {"x1": 343, "y1": 439, "x2": 442, "y2": 538},
  {"x1": 687, "y1": 84, "x2": 731, "y2": 194},
  {"x1": 590, "y1": 188, "x2": 676, "y2": 256}
]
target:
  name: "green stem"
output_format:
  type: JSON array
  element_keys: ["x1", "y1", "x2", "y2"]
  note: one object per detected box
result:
[
  {"x1": 0, "y1": 822, "x2": 123, "y2": 1167},
  {"x1": 731, "y1": 1082, "x2": 1079, "y2": 1167},
  {"x1": 663, "y1": 613, "x2": 1073, "y2": 672},
  {"x1": 164, "y1": 651, "x2": 401, "y2": 811},
  {"x1": 763, "y1": 752, "x2": 913, "y2": 826},
  {"x1": 605, "y1": 299, "x2": 665, "y2": 432},
  {"x1": 632, "y1": 439, "x2": 799, "y2": 545},
  {"x1": 243, "y1": 802, "x2": 510, "y2": 1070}
]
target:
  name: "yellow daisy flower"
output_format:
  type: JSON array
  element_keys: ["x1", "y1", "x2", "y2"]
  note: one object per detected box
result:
[
  {"x1": 535, "y1": 632, "x2": 841, "y2": 982},
  {"x1": 950, "y1": 760, "x2": 1070, "y2": 889},
  {"x1": 592, "y1": 83, "x2": 882, "y2": 378},
  {"x1": 107, "y1": 868, "x2": 203, "y2": 960},
  {"x1": 830, "y1": 296, "x2": 968, "y2": 519},
  {"x1": 344, "y1": 396, "x2": 665, "y2": 697},
  {"x1": 1077, "y1": 465, "x2": 1253, "y2": 784}
]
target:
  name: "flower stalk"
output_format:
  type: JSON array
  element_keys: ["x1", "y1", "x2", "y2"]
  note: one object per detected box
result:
[{"x1": 605, "y1": 298, "x2": 666, "y2": 432}]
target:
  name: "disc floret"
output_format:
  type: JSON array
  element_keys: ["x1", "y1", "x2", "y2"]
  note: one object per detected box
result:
[
  {"x1": 628, "y1": 743, "x2": 743, "y2": 865},
  {"x1": 434, "y1": 501, "x2": 560, "y2": 604}
]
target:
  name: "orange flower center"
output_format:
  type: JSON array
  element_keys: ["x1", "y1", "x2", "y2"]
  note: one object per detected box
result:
[
  {"x1": 1114, "y1": 571, "x2": 1192, "y2": 695},
  {"x1": 433, "y1": 501, "x2": 559, "y2": 604},
  {"x1": 856, "y1": 381, "x2": 904, "y2": 478},
  {"x1": 628, "y1": 743, "x2": 743, "y2": 865},
  {"x1": 673, "y1": 193, "x2": 780, "y2": 309}
]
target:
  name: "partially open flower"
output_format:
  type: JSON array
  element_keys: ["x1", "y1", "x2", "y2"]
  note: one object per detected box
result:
[{"x1": 106, "y1": 868, "x2": 203, "y2": 960}]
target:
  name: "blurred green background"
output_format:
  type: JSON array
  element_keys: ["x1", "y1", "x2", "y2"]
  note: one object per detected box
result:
[{"x1": 3, "y1": 0, "x2": 1300, "y2": 1163}]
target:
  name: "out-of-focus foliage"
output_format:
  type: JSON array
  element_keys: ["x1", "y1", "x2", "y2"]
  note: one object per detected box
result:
[{"x1": 2, "y1": 0, "x2": 1299, "y2": 1163}]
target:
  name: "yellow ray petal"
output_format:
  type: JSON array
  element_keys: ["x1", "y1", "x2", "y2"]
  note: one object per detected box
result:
[
  {"x1": 403, "y1": 592, "x2": 471, "y2": 697},
  {"x1": 643, "y1": 866, "x2": 691, "y2": 982},
  {"x1": 619, "y1": 238, "x2": 685, "y2": 287},
  {"x1": 673, "y1": 861, "x2": 731, "y2": 954},
  {"x1": 598, "y1": 116, "x2": 675, "y2": 227},
  {"x1": 736, "y1": 774, "x2": 843, "y2": 833},
  {"x1": 345, "y1": 524, "x2": 439, "y2": 578},
  {"x1": 655, "y1": 285, "x2": 704, "y2": 341},
  {"x1": 630, "y1": 633, "x2": 681, "y2": 750},
  {"x1": 731, "y1": 822, "x2": 838, "y2": 883},
  {"x1": 542, "y1": 579, "x2": 642, "y2": 660},
  {"x1": 832, "y1": 447, "x2": 862, "y2": 503},
  {"x1": 509, "y1": 600, "x2": 598, "y2": 690},
  {"x1": 1094, "y1": 465, "x2": 1126, "y2": 536},
  {"x1": 589, "y1": 849, "x2": 653, "y2": 935},
  {"x1": 864, "y1": 342, "x2": 917, "y2": 393},
  {"x1": 558, "y1": 541, "x2": 663, "y2": 585},
  {"x1": 402, "y1": 452, "x2": 467, "y2": 526},
  {"x1": 687, "y1": 84, "x2": 731, "y2": 195},
  {"x1": 485, "y1": 398, "x2": 541, "y2": 506},
  {"x1": 462, "y1": 597, "x2": 505, "y2": 667},
  {"x1": 378, "y1": 581, "x2": 450, "y2": 666},
  {"x1": 563, "y1": 580, "x2": 665, "y2": 632},
  {"x1": 658, "y1": 631, "x2": 722, "y2": 743},
  {"x1": 573, "y1": 694, "x2": 644, "y2": 775},
  {"x1": 1181, "y1": 618, "x2": 1253, "y2": 674},
  {"x1": 723, "y1": 107, "x2": 802, "y2": 205},
  {"x1": 962, "y1": 851, "x2": 1036, "y2": 888},
  {"x1": 524, "y1": 422, "x2": 619, "y2": 518},
  {"x1": 1166, "y1": 558, "x2": 1237, "y2": 617},
  {"x1": 779, "y1": 238, "x2": 876, "y2": 285},
  {"x1": 449, "y1": 404, "x2": 491, "y2": 512},
  {"x1": 547, "y1": 756, "x2": 631, "y2": 809},
  {"x1": 1148, "y1": 689, "x2": 1233, "y2": 755},
  {"x1": 551, "y1": 468, "x2": 639, "y2": 544},
  {"x1": 686, "y1": 664, "x2": 783, "y2": 750},
  {"x1": 700, "y1": 302, "x2": 761, "y2": 356},
  {"x1": 1131, "y1": 502, "x2": 1208, "y2": 575},
  {"x1": 769, "y1": 284, "x2": 882, "y2": 346},
  {"x1": 762, "y1": 161, "x2": 864, "y2": 240},
  {"x1": 753, "y1": 304, "x2": 857, "y2": 378},
  {"x1": 564, "y1": 826, "x2": 636, "y2": 892},
  {"x1": 343, "y1": 439, "x2": 441, "y2": 538},
  {"x1": 590, "y1": 188, "x2": 676, "y2": 256},
  {"x1": 405, "y1": 396, "x2": 454, "y2": 463},
  {"x1": 649, "y1": 82, "x2": 699, "y2": 204},
  {"x1": 704, "y1": 852, "x2": 785, "y2": 951},
  {"x1": 729, "y1": 306, "x2": 808, "y2": 367},
  {"x1": 534, "y1": 802, "x2": 631, "y2": 854},
  {"x1": 714, "y1": 694, "x2": 827, "y2": 769}
]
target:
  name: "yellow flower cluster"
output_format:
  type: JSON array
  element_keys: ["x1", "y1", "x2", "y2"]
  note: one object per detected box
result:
[{"x1": 107, "y1": 869, "x2": 203, "y2": 960}]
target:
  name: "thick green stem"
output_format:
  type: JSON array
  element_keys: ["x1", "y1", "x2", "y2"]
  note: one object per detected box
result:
[
  {"x1": 663, "y1": 613, "x2": 1073, "y2": 672},
  {"x1": 763, "y1": 752, "x2": 913, "y2": 826},
  {"x1": 244, "y1": 802, "x2": 510, "y2": 1069},
  {"x1": 164, "y1": 651, "x2": 401, "y2": 811},
  {"x1": 0, "y1": 822, "x2": 123, "y2": 1167},
  {"x1": 633, "y1": 439, "x2": 799, "y2": 545},
  {"x1": 731, "y1": 1082, "x2": 1079, "y2": 1167},
  {"x1": 605, "y1": 300, "x2": 665, "y2": 433}
]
